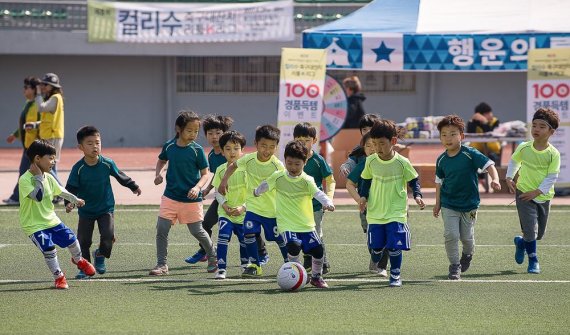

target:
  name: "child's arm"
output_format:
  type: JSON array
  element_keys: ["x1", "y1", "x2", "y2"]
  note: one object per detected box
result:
[
  {"x1": 407, "y1": 177, "x2": 425, "y2": 210},
  {"x1": 359, "y1": 179, "x2": 371, "y2": 213},
  {"x1": 201, "y1": 173, "x2": 215, "y2": 197},
  {"x1": 433, "y1": 179, "x2": 442, "y2": 218},
  {"x1": 64, "y1": 183, "x2": 79, "y2": 213},
  {"x1": 485, "y1": 164, "x2": 501, "y2": 192},
  {"x1": 323, "y1": 174, "x2": 336, "y2": 200},
  {"x1": 340, "y1": 157, "x2": 357, "y2": 177},
  {"x1": 27, "y1": 164, "x2": 46, "y2": 202},
  {"x1": 313, "y1": 190, "x2": 335, "y2": 212},
  {"x1": 218, "y1": 162, "x2": 237, "y2": 195},
  {"x1": 253, "y1": 181, "x2": 269, "y2": 197},
  {"x1": 214, "y1": 189, "x2": 233, "y2": 217},
  {"x1": 154, "y1": 159, "x2": 167, "y2": 185},
  {"x1": 59, "y1": 189, "x2": 85, "y2": 208},
  {"x1": 188, "y1": 168, "x2": 209, "y2": 200},
  {"x1": 110, "y1": 161, "x2": 141, "y2": 196},
  {"x1": 345, "y1": 180, "x2": 361, "y2": 203},
  {"x1": 505, "y1": 158, "x2": 521, "y2": 194}
]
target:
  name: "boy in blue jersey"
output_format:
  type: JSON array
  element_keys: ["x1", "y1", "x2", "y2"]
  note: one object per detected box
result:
[
  {"x1": 360, "y1": 120, "x2": 425, "y2": 287},
  {"x1": 65, "y1": 126, "x2": 141, "y2": 279},
  {"x1": 433, "y1": 115, "x2": 501, "y2": 280},
  {"x1": 149, "y1": 111, "x2": 217, "y2": 276},
  {"x1": 219, "y1": 125, "x2": 289, "y2": 277},
  {"x1": 293, "y1": 122, "x2": 336, "y2": 274},
  {"x1": 19, "y1": 139, "x2": 95, "y2": 289},
  {"x1": 506, "y1": 108, "x2": 560, "y2": 274},
  {"x1": 254, "y1": 140, "x2": 335, "y2": 288},
  {"x1": 186, "y1": 115, "x2": 268, "y2": 265}
]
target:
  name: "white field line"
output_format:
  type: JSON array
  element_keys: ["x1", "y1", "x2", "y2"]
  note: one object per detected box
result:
[
  {"x1": 0, "y1": 278, "x2": 569, "y2": 284},
  {"x1": 1, "y1": 208, "x2": 569, "y2": 213}
]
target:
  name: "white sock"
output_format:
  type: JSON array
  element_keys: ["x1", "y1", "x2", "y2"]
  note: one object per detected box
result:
[
  {"x1": 287, "y1": 253, "x2": 300, "y2": 264},
  {"x1": 43, "y1": 249, "x2": 62, "y2": 279},
  {"x1": 312, "y1": 257, "x2": 324, "y2": 277},
  {"x1": 67, "y1": 240, "x2": 82, "y2": 263}
]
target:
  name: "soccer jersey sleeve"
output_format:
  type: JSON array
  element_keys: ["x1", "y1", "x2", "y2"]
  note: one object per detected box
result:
[
  {"x1": 108, "y1": 158, "x2": 139, "y2": 191},
  {"x1": 158, "y1": 142, "x2": 169, "y2": 161},
  {"x1": 347, "y1": 161, "x2": 364, "y2": 184},
  {"x1": 361, "y1": 155, "x2": 374, "y2": 180},
  {"x1": 469, "y1": 147, "x2": 490, "y2": 170},
  {"x1": 510, "y1": 141, "x2": 528, "y2": 164},
  {"x1": 265, "y1": 171, "x2": 280, "y2": 192},
  {"x1": 319, "y1": 154, "x2": 333, "y2": 178},
  {"x1": 47, "y1": 173, "x2": 64, "y2": 196},
  {"x1": 402, "y1": 157, "x2": 419, "y2": 182},
  {"x1": 235, "y1": 153, "x2": 251, "y2": 171},
  {"x1": 196, "y1": 146, "x2": 209, "y2": 171},
  {"x1": 272, "y1": 155, "x2": 285, "y2": 171},
  {"x1": 18, "y1": 173, "x2": 35, "y2": 198},
  {"x1": 66, "y1": 163, "x2": 80, "y2": 189},
  {"x1": 212, "y1": 165, "x2": 225, "y2": 189},
  {"x1": 548, "y1": 148, "x2": 561, "y2": 174},
  {"x1": 305, "y1": 174, "x2": 320, "y2": 196}
]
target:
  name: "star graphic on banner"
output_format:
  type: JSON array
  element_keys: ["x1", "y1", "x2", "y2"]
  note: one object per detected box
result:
[{"x1": 372, "y1": 41, "x2": 395, "y2": 63}]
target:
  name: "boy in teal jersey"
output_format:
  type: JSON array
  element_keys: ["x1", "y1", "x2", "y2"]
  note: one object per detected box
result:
[
  {"x1": 149, "y1": 111, "x2": 217, "y2": 276},
  {"x1": 506, "y1": 108, "x2": 561, "y2": 274},
  {"x1": 219, "y1": 125, "x2": 288, "y2": 277},
  {"x1": 211, "y1": 131, "x2": 249, "y2": 279},
  {"x1": 254, "y1": 140, "x2": 335, "y2": 288},
  {"x1": 340, "y1": 114, "x2": 379, "y2": 176},
  {"x1": 360, "y1": 120, "x2": 425, "y2": 287},
  {"x1": 433, "y1": 115, "x2": 501, "y2": 280},
  {"x1": 65, "y1": 126, "x2": 141, "y2": 279},
  {"x1": 19, "y1": 139, "x2": 95, "y2": 289},
  {"x1": 293, "y1": 122, "x2": 336, "y2": 273}
]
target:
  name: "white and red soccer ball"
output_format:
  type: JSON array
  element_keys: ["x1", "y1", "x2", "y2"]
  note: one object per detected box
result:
[{"x1": 277, "y1": 262, "x2": 308, "y2": 291}]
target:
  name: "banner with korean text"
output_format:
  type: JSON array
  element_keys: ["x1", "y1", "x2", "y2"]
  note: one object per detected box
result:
[
  {"x1": 277, "y1": 48, "x2": 327, "y2": 160},
  {"x1": 527, "y1": 48, "x2": 570, "y2": 187},
  {"x1": 88, "y1": 0, "x2": 294, "y2": 43}
]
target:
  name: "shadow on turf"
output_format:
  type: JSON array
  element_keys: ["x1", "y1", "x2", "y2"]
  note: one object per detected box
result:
[
  {"x1": 431, "y1": 270, "x2": 518, "y2": 280},
  {"x1": 0, "y1": 281, "x2": 56, "y2": 292}
]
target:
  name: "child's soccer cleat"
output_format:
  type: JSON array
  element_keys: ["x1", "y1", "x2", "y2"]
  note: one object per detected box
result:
[
  {"x1": 389, "y1": 274, "x2": 402, "y2": 287},
  {"x1": 303, "y1": 255, "x2": 312, "y2": 272},
  {"x1": 514, "y1": 236, "x2": 525, "y2": 264},
  {"x1": 448, "y1": 264, "x2": 461, "y2": 280},
  {"x1": 54, "y1": 274, "x2": 69, "y2": 289},
  {"x1": 207, "y1": 257, "x2": 218, "y2": 273},
  {"x1": 72, "y1": 257, "x2": 96, "y2": 277},
  {"x1": 310, "y1": 275, "x2": 329, "y2": 289},
  {"x1": 240, "y1": 262, "x2": 249, "y2": 273},
  {"x1": 149, "y1": 264, "x2": 169, "y2": 276},
  {"x1": 242, "y1": 264, "x2": 263, "y2": 278},
  {"x1": 369, "y1": 258, "x2": 378, "y2": 274},
  {"x1": 185, "y1": 250, "x2": 207, "y2": 264},
  {"x1": 214, "y1": 269, "x2": 227, "y2": 280},
  {"x1": 75, "y1": 270, "x2": 88, "y2": 280},
  {"x1": 93, "y1": 249, "x2": 106, "y2": 274},
  {"x1": 378, "y1": 268, "x2": 388, "y2": 278},
  {"x1": 528, "y1": 260, "x2": 541, "y2": 274},
  {"x1": 460, "y1": 253, "x2": 472, "y2": 273},
  {"x1": 259, "y1": 254, "x2": 270, "y2": 266}
]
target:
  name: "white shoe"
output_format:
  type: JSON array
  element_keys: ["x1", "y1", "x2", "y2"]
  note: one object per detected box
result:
[
  {"x1": 378, "y1": 268, "x2": 388, "y2": 277},
  {"x1": 215, "y1": 269, "x2": 227, "y2": 280}
]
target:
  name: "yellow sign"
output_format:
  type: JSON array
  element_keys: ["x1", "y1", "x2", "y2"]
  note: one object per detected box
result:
[{"x1": 528, "y1": 48, "x2": 570, "y2": 81}]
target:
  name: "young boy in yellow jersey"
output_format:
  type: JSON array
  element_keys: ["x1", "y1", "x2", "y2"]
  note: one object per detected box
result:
[
  {"x1": 254, "y1": 140, "x2": 335, "y2": 288},
  {"x1": 211, "y1": 131, "x2": 249, "y2": 279},
  {"x1": 360, "y1": 120, "x2": 425, "y2": 287},
  {"x1": 293, "y1": 122, "x2": 336, "y2": 274},
  {"x1": 507, "y1": 108, "x2": 560, "y2": 274},
  {"x1": 219, "y1": 125, "x2": 288, "y2": 277}
]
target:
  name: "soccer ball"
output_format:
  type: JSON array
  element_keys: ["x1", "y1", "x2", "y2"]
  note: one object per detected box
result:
[{"x1": 277, "y1": 262, "x2": 308, "y2": 291}]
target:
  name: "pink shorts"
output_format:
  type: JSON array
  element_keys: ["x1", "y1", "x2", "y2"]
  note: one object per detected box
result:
[{"x1": 159, "y1": 196, "x2": 204, "y2": 224}]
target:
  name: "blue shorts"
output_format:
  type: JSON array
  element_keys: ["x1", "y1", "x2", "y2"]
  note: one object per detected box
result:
[
  {"x1": 243, "y1": 211, "x2": 280, "y2": 241},
  {"x1": 29, "y1": 223, "x2": 77, "y2": 252},
  {"x1": 368, "y1": 222, "x2": 411, "y2": 251},
  {"x1": 282, "y1": 231, "x2": 322, "y2": 253},
  {"x1": 218, "y1": 217, "x2": 244, "y2": 242}
]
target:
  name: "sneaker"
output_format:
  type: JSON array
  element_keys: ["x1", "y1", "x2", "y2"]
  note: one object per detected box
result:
[
  {"x1": 389, "y1": 274, "x2": 402, "y2": 287},
  {"x1": 185, "y1": 250, "x2": 207, "y2": 264},
  {"x1": 448, "y1": 264, "x2": 461, "y2": 280},
  {"x1": 207, "y1": 257, "x2": 218, "y2": 273},
  {"x1": 54, "y1": 274, "x2": 69, "y2": 289},
  {"x1": 303, "y1": 255, "x2": 312, "y2": 272},
  {"x1": 72, "y1": 257, "x2": 95, "y2": 277},
  {"x1": 514, "y1": 236, "x2": 525, "y2": 264},
  {"x1": 310, "y1": 275, "x2": 329, "y2": 289},
  {"x1": 369, "y1": 258, "x2": 378, "y2": 274},
  {"x1": 240, "y1": 263, "x2": 249, "y2": 273},
  {"x1": 259, "y1": 254, "x2": 270, "y2": 266},
  {"x1": 460, "y1": 253, "x2": 472, "y2": 273},
  {"x1": 378, "y1": 268, "x2": 388, "y2": 278},
  {"x1": 215, "y1": 269, "x2": 227, "y2": 280},
  {"x1": 2, "y1": 198, "x2": 19, "y2": 206},
  {"x1": 93, "y1": 249, "x2": 106, "y2": 274},
  {"x1": 528, "y1": 260, "x2": 541, "y2": 274},
  {"x1": 149, "y1": 264, "x2": 169, "y2": 276},
  {"x1": 75, "y1": 270, "x2": 88, "y2": 280},
  {"x1": 241, "y1": 264, "x2": 263, "y2": 278},
  {"x1": 322, "y1": 263, "x2": 330, "y2": 275}
]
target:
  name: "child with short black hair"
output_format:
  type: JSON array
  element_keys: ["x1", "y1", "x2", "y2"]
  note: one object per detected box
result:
[
  {"x1": 65, "y1": 125, "x2": 141, "y2": 279},
  {"x1": 254, "y1": 140, "x2": 335, "y2": 288},
  {"x1": 19, "y1": 139, "x2": 95, "y2": 289},
  {"x1": 433, "y1": 115, "x2": 500, "y2": 280},
  {"x1": 507, "y1": 108, "x2": 560, "y2": 274},
  {"x1": 340, "y1": 114, "x2": 380, "y2": 176},
  {"x1": 293, "y1": 122, "x2": 336, "y2": 273}
]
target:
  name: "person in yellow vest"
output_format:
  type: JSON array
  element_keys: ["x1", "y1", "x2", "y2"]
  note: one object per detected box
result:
[
  {"x1": 3, "y1": 77, "x2": 42, "y2": 206},
  {"x1": 467, "y1": 102, "x2": 501, "y2": 165},
  {"x1": 35, "y1": 73, "x2": 65, "y2": 186}
]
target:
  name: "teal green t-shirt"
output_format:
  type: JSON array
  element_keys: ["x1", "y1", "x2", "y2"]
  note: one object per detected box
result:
[
  {"x1": 347, "y1": 160, "x2": 367, "y2": 196},
  {"x1": 66, "y1": 155, "x2": 138, "y2": 219},
  {"x1": 303, "y1": 152, "x2": 332, "y2": 212},
  {"x1": 208, "y1": 149, "x2": 226, "y2": 174},
  {"x1": 158, "y1": 139, "x2": 209, "y2": 203},
  {"x1": 435, "y1": 145, "x2": 490, "y2": 212}
]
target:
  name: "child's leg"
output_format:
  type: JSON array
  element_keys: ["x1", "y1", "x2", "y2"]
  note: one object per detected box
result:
[
  {"x1": 234, "y1": 224, "x2": 248, "y2": 266},
  {"x1": 96, "y1": 213, "x2": 115, "y2": 258},
  {"x1": 77, "y1": 216, "x2": 96, "y2": 262},
  {"x1": 187, "y1": 221, "x2": 215, "y2": 259},
  {"x1": 386, "y1": 222, "x2": 411, "y2": 285},
  {"x1": 30, "y1": 232, "x2": 62, "y2": 279},
  {"x1": 284, "y1": 232, "x2": 302, "y2": 264},
  {"x1": 156, "y1": 217, "x2": 172, "y2": 266},
  {"x1": 256, "y1": 234, "x2": 268, "y2": 259},
  {"x1": 216, "y1": 218, "x2": 234, "y2": 270},
  {"x1": 459, "y1": 210, "x2": 477, "y2": 256},
  {"x1": 313, "y1": 210, "x2": 329, "y2": 267},
  {"x1": 261, "y1": 218, "x2": 288, "y2": 262},
  {"x1": 197, "y1": 200, "x2": 219, "y2": 254},
  {"x1": 441, "y1": 208, "x2": 461, "y2": 265}
]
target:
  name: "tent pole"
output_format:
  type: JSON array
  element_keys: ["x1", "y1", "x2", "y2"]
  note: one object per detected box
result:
[{"x1": 428, "y1": 72, "x2": 436, "y2": 116}]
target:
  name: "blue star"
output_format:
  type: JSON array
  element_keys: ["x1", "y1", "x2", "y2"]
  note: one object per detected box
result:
[{"x1": 372, "y1": 41, "x2": 395, "y2": 63}]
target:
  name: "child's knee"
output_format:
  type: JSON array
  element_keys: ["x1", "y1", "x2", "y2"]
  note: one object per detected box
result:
[
  {"x1": 286, "y1": 242, "x2": 302, "y2": 256},
  {"x1": 308, "y1": 245, "x2": 324, "y2": 259}
]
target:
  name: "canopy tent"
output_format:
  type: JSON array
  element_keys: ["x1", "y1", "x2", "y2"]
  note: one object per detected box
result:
[{"x1": 302, "y1": 0, "x2": 570, "y2": 71}]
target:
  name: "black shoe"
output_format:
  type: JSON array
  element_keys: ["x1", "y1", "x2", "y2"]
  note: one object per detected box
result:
[
  {"x1": 460, "y1": 253, "x2": 472, "y2": 273},
  {"x1": 322, "y1": 263, "x2": 330, "y2": 275},
  {"x1": 448, "y1": 264, "x2": 461, "y2": 280},
  {"x1": 303, "y1": 255, "x2": 312, "y2": 272}
]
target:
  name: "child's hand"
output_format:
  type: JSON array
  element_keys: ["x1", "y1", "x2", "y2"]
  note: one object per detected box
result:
[
  {"x1": 188, "y1": 186, "x2": 200, "y2": 199},
  {"x1": 154, "y1": 175, "x2": 163, "y2": 185},
  {"x1": 222, "y1": 204, "x2": 232, "y2": 216},
  {"x1": 76, "y1": 199, "x2": 85, "y2": 207},
  {"x1": 433, "y1": 203, "x2": 441, "y2": 218},
  {"x1": 133, "y1": 188, "x2": 142, "y2": 196},
  {"x1": 6, "y1": 134, "x2": 16, "y2": 144},
  {"x1": 218, "y1": 179, "x2": 228, "y2": 195},
  {"x1": 232, "y1": 205, "x2": 246, "y2": 216},
  {"x1": 506, "y1": 178, "x2": 516, "y2": 194},
  {"x1": 324, "y1": 204, "x2": 335, "y2": 212},
  {"x1": 519, "y1": 189, "x2": 542, "y2": 202},
  {"x1": 415, "y1": 196, "x2": 425, "y2": 210},
  {"x1": 340, "y1": 163, "x2": 350, "y2": 177},
  {"x1": 65, "y1": 202, "x2": 75, "y2": 213},
  {"x1": 490, "y1": 179, "x2": 501, "y2": 192},
  {"x1": 30, "y1": 163, "x2": 42, "y2": 176},
  {"x1": 201, "y1": 187, "x2": 211, "y2": 197},
  {"x1": 359, "y1": 197, "x2": 367, "y2": 213}
]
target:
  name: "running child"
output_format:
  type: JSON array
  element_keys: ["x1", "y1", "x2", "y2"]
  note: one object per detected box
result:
[
  {"x1": 65, "y1": 126, "x2": 141, "y2": 279},
  {"x1": 506, "y1": 108, "x2": 560, "y2": 274},
  {"x1": 254, "y1": 140, "x2": 335, "y2": 288},
  {"x1": 149, "y1": 111, "x2": 217, "y2": 276},
  {"x1": 19, "y1": 139, "x2": 95, "y2": 289},
  {"x1": 340, "y1": 114, "x2": 379, "y2": 176}
]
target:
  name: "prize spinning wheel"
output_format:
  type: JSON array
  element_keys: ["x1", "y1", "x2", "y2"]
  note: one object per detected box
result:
[{"x1": 320, "y1": 74, "x2": 348, "y2": 142}]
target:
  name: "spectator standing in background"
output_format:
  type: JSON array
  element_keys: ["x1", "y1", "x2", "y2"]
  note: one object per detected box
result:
[{"x1": 342, "y1": 76, "x2": 366, "y2": 129}]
